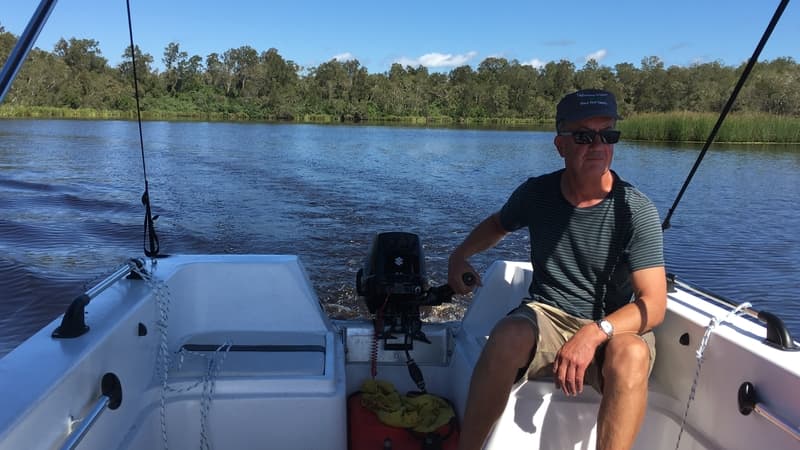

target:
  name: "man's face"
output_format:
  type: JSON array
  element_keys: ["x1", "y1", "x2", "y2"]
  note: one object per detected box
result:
[{"x1": 555, "y1": 116, "x2": 617, "y2": 177}]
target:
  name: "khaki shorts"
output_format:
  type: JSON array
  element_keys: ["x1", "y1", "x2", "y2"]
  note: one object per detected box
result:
[{"x1": 507, "y1": 301, "x2": 656, "y2": 393}]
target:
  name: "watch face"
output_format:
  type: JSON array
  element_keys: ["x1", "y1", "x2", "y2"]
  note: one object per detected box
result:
[{"x1": 600, "y1": 320, "x2": 613, "y2": 336}]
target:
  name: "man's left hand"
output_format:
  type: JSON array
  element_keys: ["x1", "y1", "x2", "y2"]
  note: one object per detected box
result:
[{"x1": 553, "y1": 323, "x2": 607, "y2": 396}]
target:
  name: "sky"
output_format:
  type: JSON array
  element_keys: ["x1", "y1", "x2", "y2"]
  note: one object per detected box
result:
[{"x1": 2, "y1": 0, "x2": 799, "y2": 74}]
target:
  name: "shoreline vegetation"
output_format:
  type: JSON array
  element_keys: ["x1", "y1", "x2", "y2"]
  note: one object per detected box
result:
[
  {"x1": 2, "y1": 26, "x2": 800, "y2": 144},
  {"x1": 2, "y1": 106, "x2": 799, "y2": 144}
]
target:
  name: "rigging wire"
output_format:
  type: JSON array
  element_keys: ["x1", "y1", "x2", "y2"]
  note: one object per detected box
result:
[
  {"x1": 661, "y1": 0, "x2": 790, "y2": 231},
  {"x1": 125, "y1": 0, "x2": 160, "y2": 257}
]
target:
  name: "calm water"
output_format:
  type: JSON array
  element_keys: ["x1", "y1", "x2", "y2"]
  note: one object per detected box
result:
[{"x1": 1, "y1": 119, "x2": 798, "y2": 356}]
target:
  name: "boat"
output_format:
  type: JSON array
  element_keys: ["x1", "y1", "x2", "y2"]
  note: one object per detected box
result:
[{"x1": 1, "y1": 2, "x2": 799, "y2": 449}]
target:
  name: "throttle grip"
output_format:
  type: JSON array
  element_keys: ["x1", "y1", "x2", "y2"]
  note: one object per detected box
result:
[
  {"x1": 462, "y1": 272, "x2": 476, "y2": 286},
  {"x1": 426, "y1": 272, "x2": 478, "y2": 305}
]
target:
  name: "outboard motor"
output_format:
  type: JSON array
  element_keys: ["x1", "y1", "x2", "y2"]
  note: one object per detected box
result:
[
  {"x1": 356, "y1": 232, "x2": 475, "y2": 393},
  {"x1": 357, "y1": 231, "x2": 428, "y2": 314},
  {"x1": 356, "y1": 232, "x2": 456, "y2": 350}
]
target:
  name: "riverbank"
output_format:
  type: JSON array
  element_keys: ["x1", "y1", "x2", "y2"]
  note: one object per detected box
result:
[{"x1": 1, "y1": 106, "x2": 799, "y2": 143}]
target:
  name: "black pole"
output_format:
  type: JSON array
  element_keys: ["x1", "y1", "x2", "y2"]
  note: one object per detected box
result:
[
  {"x1": 125, "y1": 0, "x2": 160, "y2": 258},
  {"x1": 0, "y1": 0, "x2": 59, "y2": 103},
  {"x1": 661, "y1": 0, "x2": 791, "y2": 231}
]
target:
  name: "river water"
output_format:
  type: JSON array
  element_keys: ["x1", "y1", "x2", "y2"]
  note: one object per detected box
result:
[{"x1": 1, "y1": 119, "x2": 798, "y2": 356}]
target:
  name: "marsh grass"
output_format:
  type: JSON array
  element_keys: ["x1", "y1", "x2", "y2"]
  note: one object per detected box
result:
[
  {"x1": 619, "y1": 112, "x2": 800, "y2": 144},
  {"x1": 0, "y1": 106, "x2": 130, "y2": 120}
]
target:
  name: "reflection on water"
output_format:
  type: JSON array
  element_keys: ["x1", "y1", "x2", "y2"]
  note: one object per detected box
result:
[{"x1": 1, "y1": 119, "x2": 798, "y2": 356}]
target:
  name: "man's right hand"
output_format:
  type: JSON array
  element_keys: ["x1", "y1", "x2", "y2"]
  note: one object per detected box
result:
[
  {"x1": 448, "y1": 253, "x2": 481, "y2": 295},
  {"x1": 446, "y1": 212, "x2": 507, "y2": 295}
]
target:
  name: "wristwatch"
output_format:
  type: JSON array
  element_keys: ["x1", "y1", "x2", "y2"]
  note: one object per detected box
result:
[{"x1": 596, "y1": 319, "x2": 614, "y2": 339}]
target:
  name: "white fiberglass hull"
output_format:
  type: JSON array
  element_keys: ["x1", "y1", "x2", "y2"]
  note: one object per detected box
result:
[{"x1": 0, "y1": 255, "x2": 797, "y2": 449}]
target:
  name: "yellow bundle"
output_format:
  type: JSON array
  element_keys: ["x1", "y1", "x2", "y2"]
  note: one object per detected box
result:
[{"x1": 360, "y1": 379, "x2": 455, "y2": 433}]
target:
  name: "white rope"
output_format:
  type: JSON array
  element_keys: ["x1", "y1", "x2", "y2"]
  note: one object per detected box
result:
[
  {"x1": 179, "y1": 342, "x2": 232, "y2": 450},
  {"x1": 675, "y1": 301, "x2": 752, "y2": 450},
  {"x1": 134, "y1": 264, "x2": 232, "y2": 450},
  {"x1": 132, "y1": 265, "x2": 172, "y2": 450}
]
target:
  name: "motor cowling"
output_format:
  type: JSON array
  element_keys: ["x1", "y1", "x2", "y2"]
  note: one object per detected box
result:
[{"x1": 356, "y1": 232, "x2": 429, "y2": 314}]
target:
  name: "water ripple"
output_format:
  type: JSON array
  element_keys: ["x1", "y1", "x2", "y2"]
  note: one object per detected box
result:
[{"x1": 1, "y1": 120, "x2": 798, "y2": 357}]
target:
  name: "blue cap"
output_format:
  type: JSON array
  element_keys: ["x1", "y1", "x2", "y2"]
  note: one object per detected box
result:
[{"x1": 556, "y1": 89, "x2": 621, "y2": 128}]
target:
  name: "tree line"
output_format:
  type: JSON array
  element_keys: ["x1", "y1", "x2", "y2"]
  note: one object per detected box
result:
[{"x1": 2, "y1": 25, "x2": 800, "y2": 123}]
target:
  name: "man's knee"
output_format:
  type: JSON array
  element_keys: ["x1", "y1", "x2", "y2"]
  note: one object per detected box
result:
[
  {"x1": 484, "y1": 317, "x2": 537, "y2": 367},
  {"x1": 602, "y1": 335, "x2": 651, "y2": 384}
]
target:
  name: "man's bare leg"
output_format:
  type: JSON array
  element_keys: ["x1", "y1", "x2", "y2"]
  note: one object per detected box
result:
[
  {"x1": 458, "y1": 317, "x2": 537, "y2": 450},
  {"x1": 596, "y1": 335, "x2": 651, "y2": 450}
]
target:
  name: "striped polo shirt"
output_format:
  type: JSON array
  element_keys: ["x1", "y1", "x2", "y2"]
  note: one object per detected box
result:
[{"x1": 499, "y1": 169, "x2": 664, "y2": 320}]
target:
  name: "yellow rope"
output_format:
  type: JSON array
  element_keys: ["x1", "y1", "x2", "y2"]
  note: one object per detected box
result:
[{"x1": 360, "y1": 379, "x2": 455, "y2": 433}]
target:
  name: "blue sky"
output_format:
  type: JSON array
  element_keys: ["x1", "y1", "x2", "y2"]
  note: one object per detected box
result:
[{"x1": 3, "y1": 0, "x2": 799, "y2": 73}]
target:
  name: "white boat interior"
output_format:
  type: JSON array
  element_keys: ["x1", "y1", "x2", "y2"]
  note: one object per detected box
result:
[
  {"x1": 1, "y1": 252, "x2": 798, "y2": 449},
  {"x1": 2, "y1": 2, "x2": 799, "y2": 449}
]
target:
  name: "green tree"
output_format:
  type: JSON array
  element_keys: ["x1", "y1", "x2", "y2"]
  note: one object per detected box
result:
[
  {"x1": 118, "y1": 44, "x2": 157, "y2": 102},
  {"x1": 306, "y1": 58, "x2": 368, "y2": 118},
  {"x1": 502, "y1": 61, "x2": 543, "y2": 119},
  {"x1": 448, "y1": 65, "x2": 481, "y2": 117},
  {"x1": 223, "y1": 45, "x2": 259, "y2": 97},
  {"x1": 162, "y1": 42, "x2": 188, "y2": 94},
  {"x1": 613, "y1": 62, "x2": 639, "y2": 115},
  {"x1": 740, "y1": 58, "x2": 800, "y2": 115},
  {"x1": 540, "y1": 60, "x2": 576, "y2": 103},
  {"x1": 54, "y1": 38, "x2": 107, "y2": 72},
  {"x1": 477, "y1": 57, "x2": 511, "y2": 117},
  {"x1": 575, "y1": 59, "x2": 615, "y2": 92},
  {"x1": 3, "y1": 30, "x2": 800, "y2": 125},
  {"x1": 635, "y1": 56, "x2": 671, "y2": 112},
  {"x1": 5, "y1": 48, "x2": 70, "y2": 106},
  {"x1": 425, "y1": 72, "x2": 450, "y2": 117},
  {"x1": 254, "y1": 48, "x2": 301, "y2": 118},
  {"x1": 50, "y1": 37, "x2": 124, "y2": 109},
  {"x1": 0, "y1": 24, "x2": 17, "y2": 62},
  {"x1": 204, "y1": 52, "x2": 226, "y2": 93}
]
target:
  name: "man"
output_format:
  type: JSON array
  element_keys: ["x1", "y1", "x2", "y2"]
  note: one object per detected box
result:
[{"x1": 448, "y1": 89, "x2": 667, "y2": 450}]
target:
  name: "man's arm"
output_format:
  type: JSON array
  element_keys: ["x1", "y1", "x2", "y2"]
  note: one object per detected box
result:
[
  {"x1": 448, "y1": 212, "x2": 509, "y2": 294},
  {"x1": 553, "y1": 265, "x2": 667, "y2": 396},
  {"x1": 605, "y1": 265, "x2": 667, "y2": 335}
]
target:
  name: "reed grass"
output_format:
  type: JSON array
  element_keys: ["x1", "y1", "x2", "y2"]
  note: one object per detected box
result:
[
  {"x1": 619, "y1": 112, "x2": 800, "y2": 144},
  {"x1": 0, "y1": 106, "x2": 263, "y2": 122},
  {"x1": 0, "y1": 105, "x2": 132, "y2": 120},
  {"x1": 456, "y1": 117, "x2": 545, "y2": 127}
]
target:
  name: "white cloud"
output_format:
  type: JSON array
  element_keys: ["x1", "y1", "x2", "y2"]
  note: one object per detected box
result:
[
  {"x1": 522, "y1": 58, "x2": 547, "y2": 69},
  {"x1": 332, "y1": 52, "x2": 356, "y2": 62},
  {"x1": 585, "y1": 49, "x2": 607, "y2": 63},
  {"x1": 395, "y1": 51, "x2": 478, "y2": 68}
]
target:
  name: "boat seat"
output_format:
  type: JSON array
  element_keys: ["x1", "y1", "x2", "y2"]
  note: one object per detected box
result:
[
  {"x1": 171, "y1": 331, "x2": 329, "y2": 378},
  {"x1": 127, "y1": 329, "x2": 349, "y2": 449},
  {"x1": 459, "y1": 260, "x2": 534, "y2": 342},
  {"x1": 155, "y1": 329, "x2": 347, "y2": 402}
]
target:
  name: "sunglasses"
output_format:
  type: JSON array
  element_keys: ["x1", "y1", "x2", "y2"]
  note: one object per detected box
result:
[{"x1": 558, "y1": 129, "x2": 621, "y2": 144}]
